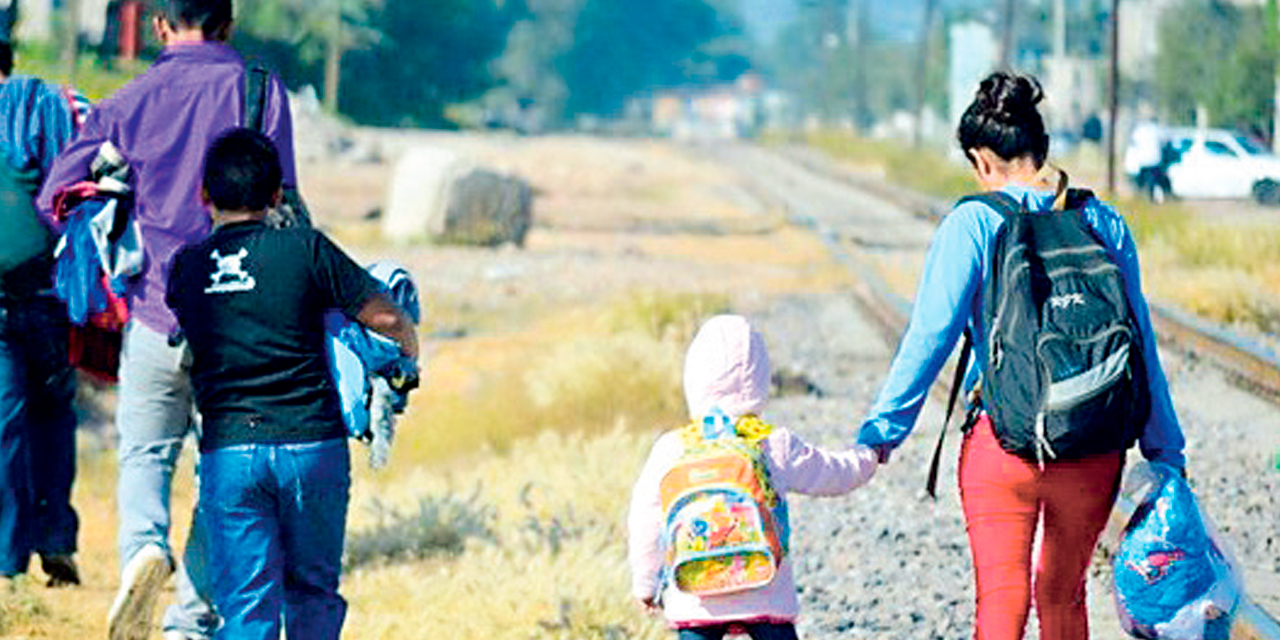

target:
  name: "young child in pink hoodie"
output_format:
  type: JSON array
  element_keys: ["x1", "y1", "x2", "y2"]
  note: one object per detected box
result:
[{"x1": 628, "y1": 315, "x2": 879, "y2": 640}]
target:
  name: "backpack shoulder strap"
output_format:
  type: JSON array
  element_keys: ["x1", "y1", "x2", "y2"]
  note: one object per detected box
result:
[
  {"x1": 1064, "y1": 188, "x2": 1095, "y2": 211},
  {"x1": 955, "y1": 190, "x2": 1023, "y2": 219},
  {"x1": 925, "y1": 329, "x2": 973, "y2": 500},
  {"x1": 242, "y1": 62, "x2": 270, "y2": 133}
]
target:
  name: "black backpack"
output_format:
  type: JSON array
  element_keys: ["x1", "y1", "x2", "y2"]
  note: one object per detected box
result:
[{"x1": 968, "y1": 188, "x2": 1151, "y2": 463}]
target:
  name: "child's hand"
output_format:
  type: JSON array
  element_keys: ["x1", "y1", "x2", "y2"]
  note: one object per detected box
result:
[
  {"x1": 870, "y1": 442, "x2": 893, "y2": 464},
  {"x1": 636, "y1": 596, "x2": 660, "y2": 616}
]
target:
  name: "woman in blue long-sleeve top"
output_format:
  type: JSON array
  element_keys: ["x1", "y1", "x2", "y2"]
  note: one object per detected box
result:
[{"x1": 856, "y1": 72, "x2": 1186, "y2": 640}]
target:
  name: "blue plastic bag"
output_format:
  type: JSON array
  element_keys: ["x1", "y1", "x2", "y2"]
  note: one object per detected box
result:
[{"x1": 1113, "y1": 462, "x2": 1242, "y2": 640}]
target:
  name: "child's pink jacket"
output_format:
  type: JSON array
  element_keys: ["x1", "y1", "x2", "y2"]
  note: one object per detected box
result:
[{"x1": 627, "y1": 426, "x2": 878, "y2": 627}]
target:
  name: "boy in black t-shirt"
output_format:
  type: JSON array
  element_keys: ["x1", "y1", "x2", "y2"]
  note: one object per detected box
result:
[{"x1": 166, "y1": 128, "x2": 416, "y2": 640}]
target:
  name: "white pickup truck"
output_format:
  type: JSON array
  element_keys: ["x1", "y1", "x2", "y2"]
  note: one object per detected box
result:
[{"x1": 1162, "y1": 128, "x2": 1280, "y2": 204}]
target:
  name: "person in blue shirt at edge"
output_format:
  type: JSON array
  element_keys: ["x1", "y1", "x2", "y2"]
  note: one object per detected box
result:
[
  {"x1": 0, "y1": 39, "x2": 82, "y2": 589},
  {"x1": 855, "y1": 71, "x2": 1186, "y2": 640},
  {"x1": 166, "y1": 127, "x2": 417, "y2": 640}
]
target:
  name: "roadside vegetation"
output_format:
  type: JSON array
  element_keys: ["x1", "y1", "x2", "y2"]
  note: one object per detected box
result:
[{"x1": 15, "y1": 44, "x2": 143, "y2": 101}]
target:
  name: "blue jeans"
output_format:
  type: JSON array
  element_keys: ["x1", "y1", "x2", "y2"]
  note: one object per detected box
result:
[
  {"x1": 201, "y1": 438, "x2": 350, "y2": 640},
  {"x1": 0, "y1": 294, "x2": 78, "y2": 575},
  {"x1": 116, "y1": 321, "x2": 218, "y2": 636},
  {"x1": 677, "y1": 623, "x2": 799, "y2": 640}
]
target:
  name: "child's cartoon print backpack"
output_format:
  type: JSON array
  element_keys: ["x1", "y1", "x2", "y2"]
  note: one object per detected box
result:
[{"x1": 658, "y1": 410, "x2": 789, "y2": 596}]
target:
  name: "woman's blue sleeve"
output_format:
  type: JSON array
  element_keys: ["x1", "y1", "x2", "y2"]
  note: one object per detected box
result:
[
  {"x1": 1091, "y1": 203, "x2": 1187, "y2": 468},
  {"x1": 856, "y1": 205, "x2": 986, "y2": 450}
]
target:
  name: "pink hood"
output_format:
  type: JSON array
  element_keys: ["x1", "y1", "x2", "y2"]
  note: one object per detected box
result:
[{"x1": 683, "y1": 315, "x2": 771, "y2": 420}]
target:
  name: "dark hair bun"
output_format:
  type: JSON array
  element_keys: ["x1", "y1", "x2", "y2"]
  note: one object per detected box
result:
[{"x1": 976, "y1": 72, "x2": 1043, "y2": 124}]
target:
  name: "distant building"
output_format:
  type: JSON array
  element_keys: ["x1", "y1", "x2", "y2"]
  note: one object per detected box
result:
[
  {"x1": 638, "y1": 74, "x2": 765, "y2": 140},
  {"x1": 948, "y1": 22, "x2": 998, "y2": 130}
]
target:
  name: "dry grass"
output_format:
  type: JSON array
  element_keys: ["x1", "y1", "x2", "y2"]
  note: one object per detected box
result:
[
  {"x1": 343, "y1": 428, "x2": 668, "y2": 640},
  {"x1": 764, "y1": 130, "x2": 977, "y2": 199},
  {"x1": 1122, "y1": 199, "x2": 1280, "y2": 331},
  {"x1": 380, "y1": 291, "x2": 724, "y2": 467}
]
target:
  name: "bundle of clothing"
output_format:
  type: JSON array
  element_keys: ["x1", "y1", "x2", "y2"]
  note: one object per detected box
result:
[{"x1": 325, "y1": 262, "x2": 421, "y2": 468}]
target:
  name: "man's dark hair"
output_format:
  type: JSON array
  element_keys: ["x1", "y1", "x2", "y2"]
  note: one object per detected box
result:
[
  {"x1": 0, "y1": 41, "x2": 13, "y2": 76},
  {"x1": 165, "y1": 0, "x2": 233, "y2": 39},
  {"x1": 203, "y1": 128, "x2": 282, "y2": 212}
]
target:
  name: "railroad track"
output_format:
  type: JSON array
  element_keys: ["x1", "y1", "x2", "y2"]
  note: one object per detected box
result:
[{"x1": 728, "y1": 142, "x2": 1280, "y2": 640}]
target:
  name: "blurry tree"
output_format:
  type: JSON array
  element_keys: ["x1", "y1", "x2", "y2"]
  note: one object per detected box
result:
[
  {"x1": 484, "y1": 0, "x2": 747, "y2": 128},
  {"x1": 561, "y1": 0, "x2": 749, "y2": 117},
  {"x1": 342, "y1": 0, "x2": 514, "y2": 127},
  {"x1": 237, "y1": 0, "x2": 382, "y2": 113},
  {"x1": 763, "y1": 0, "x2": 939, "y2": 131},
  {"x1": 484, "y1": 0, "x2": 584, "y2": 130},
  {"x1": 237, "y1": 0, "x2": 745, "y2": 129},
  {"x1": 1155, "y1": 0, "x2": 1273, "y2": 135},
  {"x1": 237, "y1": 0, "x2": 512, "y2": 127}
]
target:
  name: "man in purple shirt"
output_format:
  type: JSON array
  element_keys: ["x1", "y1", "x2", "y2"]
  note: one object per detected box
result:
[{"x1": 38, "y1": 2, "x2": 295, "y2": 639}]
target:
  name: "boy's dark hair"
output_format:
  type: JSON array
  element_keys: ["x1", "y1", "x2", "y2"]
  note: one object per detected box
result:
[
  {"x1": 957, "y1": 71, "x2": 1050, "y2": 166},
  {"x1": 203, "y1": 127, "x2": 282, "y2": 212},
  {"x1": 164, "y1": 0, "x2": 233, "y2": 39},
  {"x1": 0, "y1": 41, "x2": 13, "y2": 76}
]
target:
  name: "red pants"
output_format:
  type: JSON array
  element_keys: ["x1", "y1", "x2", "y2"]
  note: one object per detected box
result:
[{"x1": 958, "y1": 415, "x2": 1124, "y2": 640}]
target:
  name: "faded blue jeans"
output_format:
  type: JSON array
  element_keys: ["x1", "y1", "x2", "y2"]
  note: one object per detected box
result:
[
  {"x1": 116, "y1": 321, "x2": 218, "y2": 637},
  {"x1": 201, "y1": 438, "x2": 350, "y2": 640},
  {"x1": 0, "y1": 293, "x2": 78, "y2": 575}
]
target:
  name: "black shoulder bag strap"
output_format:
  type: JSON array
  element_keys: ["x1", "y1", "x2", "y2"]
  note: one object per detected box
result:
[
  {"x1": 240, "y1": 63, "x2": 312, "y2": 229},
  {"x1": 922, "y1": 189, "x2": 1023, "y2": 499},
  {"x1": 925, "y1": 329, "x2": 973, "y2": 500},
  {"x1": 243, "y1": 63, "x2": 270, "y2": 133}
]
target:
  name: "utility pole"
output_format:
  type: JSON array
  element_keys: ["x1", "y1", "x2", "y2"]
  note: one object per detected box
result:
[
  {"x1": 1, "y1": 0, "x2": 18, "y2": 43},
  {"x1": 63, "y1": 0, "x2": 79, "y2": 82},
  {"x1": 1106, "y1": 0, "x2": 1120, "y2": 195},
  {"x1": 1270, "y1": 0, "x2": 1280, "y2": 152},
  {"x1": 914, "y1": 0, "x2": 939, "y2": 146},
  {"x1": 1053, "y1": 0, "x2": 1066, "y2": 61},
  {"x1": 999, "y1": 0, "x2": 1017, "y2": 68},
  {"x1": 323, "y1": 0, "x2": 343, "y2": 114},
  {"x1": 849, "y1": 0, "x2": 867, "y2": 131}
]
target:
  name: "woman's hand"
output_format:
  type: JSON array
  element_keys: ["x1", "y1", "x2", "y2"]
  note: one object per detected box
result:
[
  {"x1": 872, "y1": 442, "x2": 894, "y2": 464},
  {"x1": 636, "y1": 596, "x2": 660, "y2": 616}
]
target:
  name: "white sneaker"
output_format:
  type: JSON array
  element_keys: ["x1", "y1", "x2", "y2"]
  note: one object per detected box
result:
[
  {"x1": 162, "y1": 632, "x2": 201, "y2": 640},
  {"x1": 107, "y1": 543, "x2": 174, "y2": 640}
]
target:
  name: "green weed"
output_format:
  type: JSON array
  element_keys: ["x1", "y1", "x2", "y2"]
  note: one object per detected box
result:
[
  {"x1": 0, "y1": 577, "x2": 50, "y2": 635},
  {"x1": 345, "y1": 492, "x2": 496, "y2": 570}
]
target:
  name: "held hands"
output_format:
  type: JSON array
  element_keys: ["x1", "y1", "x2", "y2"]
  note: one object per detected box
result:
[
  {"x1": 635, "y1": 596, "x2": 661, "y2": 616},
  {"x1": 871, "y1": 442, "x2": 893, "y2": 464}
]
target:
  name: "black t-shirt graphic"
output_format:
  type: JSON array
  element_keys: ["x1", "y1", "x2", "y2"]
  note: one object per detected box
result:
[{"x1": 167, "y1": 221, "x2": 380, "y2": 451}]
